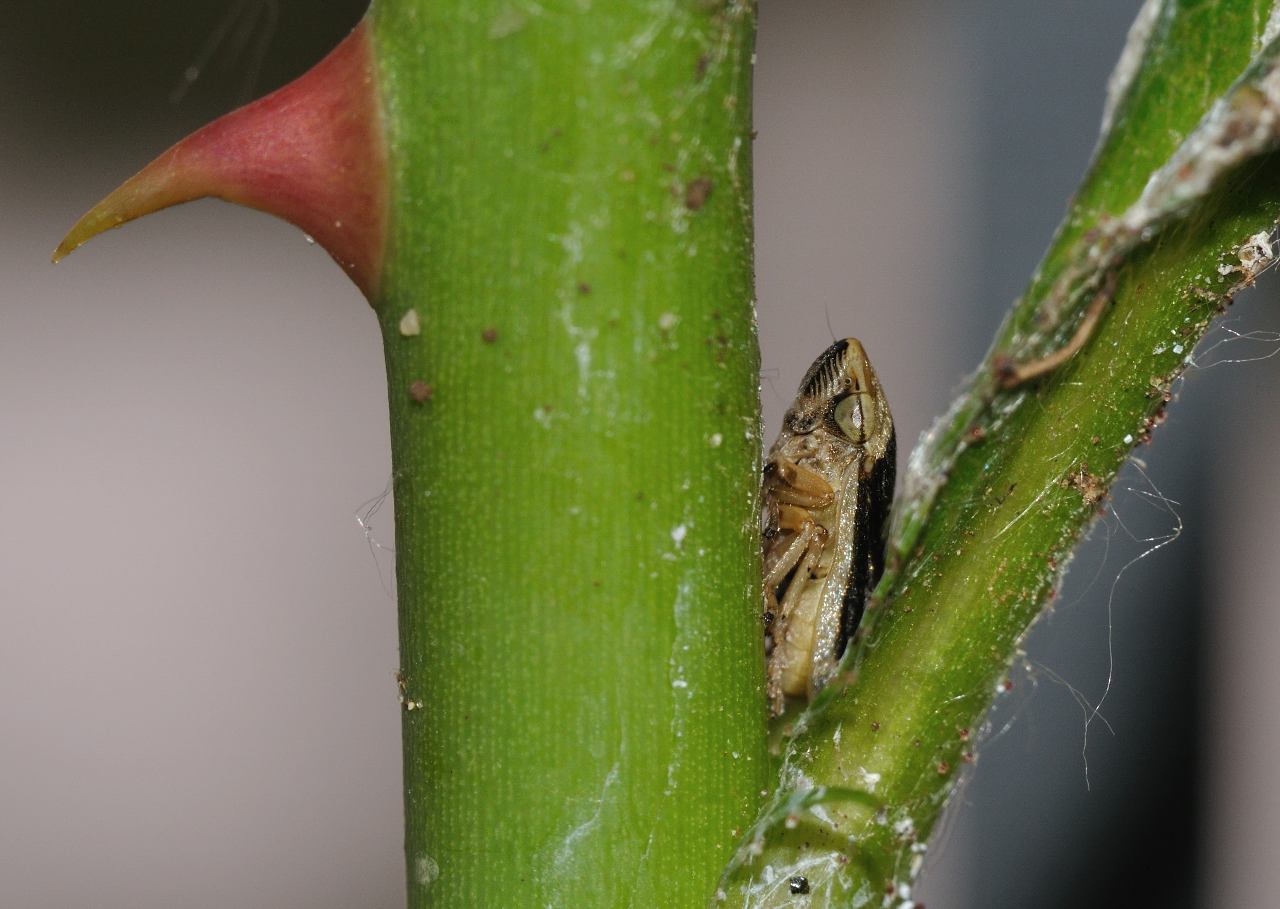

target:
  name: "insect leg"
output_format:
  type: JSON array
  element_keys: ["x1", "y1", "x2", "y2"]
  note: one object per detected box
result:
[
  {"x1": 764, "y1": 456, "x2": 835, "y2": 509},
  {"x1": 763, "y1": 506, "x2": 820, "y2": 614},
  {"x1": 767, "y1": 526, "x2": 828, "y2": 712}
]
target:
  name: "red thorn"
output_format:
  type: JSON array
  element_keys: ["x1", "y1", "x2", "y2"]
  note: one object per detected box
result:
[{"x1": 54, "y1": 20, "x2": 388, "y2": 301}]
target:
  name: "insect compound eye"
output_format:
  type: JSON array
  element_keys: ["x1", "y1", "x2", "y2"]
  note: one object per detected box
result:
[{"x1": 831, "y1": 392, "x2": 867, "y2": 441}]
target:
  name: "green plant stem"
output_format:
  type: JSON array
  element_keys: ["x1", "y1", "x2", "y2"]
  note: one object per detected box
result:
[
  {"x1": 723, "y1": 1, "x2": 1280, "y2": 903},
  {"x1": 369, "y1": 3, "x2": 766, "y2": 906}
]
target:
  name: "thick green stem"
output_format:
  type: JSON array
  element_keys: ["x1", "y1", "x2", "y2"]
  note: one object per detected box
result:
[{"x1": 370, "y1": 3, "x2": 766, "y2": 906}]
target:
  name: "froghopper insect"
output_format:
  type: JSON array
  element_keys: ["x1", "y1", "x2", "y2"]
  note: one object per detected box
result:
[{"x1": 762, "y1": 338, "x2": 896, "y2": 714}]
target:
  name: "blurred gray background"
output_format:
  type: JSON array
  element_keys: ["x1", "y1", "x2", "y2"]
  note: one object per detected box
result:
[{"x1": 3, "y1": 2, "x2": 1278, "y2": 906}]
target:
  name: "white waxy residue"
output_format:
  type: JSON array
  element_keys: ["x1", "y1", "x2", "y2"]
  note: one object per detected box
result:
[
  {"x1": 399, "y1": 308, "x2": 422, "y2": 337},
  {"x1": 857, "y1": 766, "x2": 881, "y2": 791},
  {"x1": 1100, "y1": 0, "x2": 1165, "y2": 138},
  {"x1": 414, "y1": 854, "x2": 440, "y2": 888},
  {"x1": 1265, "y1": 2, "x2": 1280, "y2": 48}
]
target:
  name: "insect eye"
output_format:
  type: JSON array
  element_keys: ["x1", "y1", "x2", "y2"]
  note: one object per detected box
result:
[{"x1": 832, "y1": 393, "x2": 866, "y2": 441}]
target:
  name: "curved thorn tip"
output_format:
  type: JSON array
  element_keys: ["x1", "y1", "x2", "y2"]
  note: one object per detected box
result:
[{"x1": 53, "y1": 19, "x2": 388, "y2": 301}]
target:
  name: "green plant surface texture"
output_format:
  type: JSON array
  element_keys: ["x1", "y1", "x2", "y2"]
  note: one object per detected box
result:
[
  {"x1": 722, "y1": 1, "x2": 1280, "y2": 904},
  {"x1": 369, "y1": 2, "x2": 767, "y2": 906}
]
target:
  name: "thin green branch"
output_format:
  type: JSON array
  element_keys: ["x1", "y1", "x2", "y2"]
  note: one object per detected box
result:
[{"x1": 723, "y1": 1, "x2": 1280, "y2": 903}]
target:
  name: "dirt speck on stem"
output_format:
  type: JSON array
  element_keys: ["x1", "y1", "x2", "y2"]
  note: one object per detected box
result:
[
  {"x1": 684, "y1": 176, "x2": 713, "y2": 211},
  {"x1": 1063, "y1": 463, "x2": 1107, "y2": 507}
]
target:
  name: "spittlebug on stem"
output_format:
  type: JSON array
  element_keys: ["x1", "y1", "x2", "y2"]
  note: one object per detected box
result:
[{"x1": 762, "y1": 338, "x2": 896, "y2": 714}]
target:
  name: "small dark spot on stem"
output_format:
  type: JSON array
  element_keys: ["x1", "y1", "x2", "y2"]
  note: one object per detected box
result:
[
  {"x1": 577, "y1": 281, "x2": 592, "y2": 295},
  {"x1": 408, "y1": 381, "x2": 434, "y2": 403},
  {"x1": 685, "y1": 176, "x2": 713, "y2": 211},
  {"x1": 991, "y1": 354, "x2": 1017, "y2": 386},
  {"x1": 482, "y1": 327, "x2": 499, "y2": 344},
  {"x1": 695, "y1": 54, "x2": 710, "y2": 81},
  {"x1": 537, "y1": 127, "x2": 563, "y2": 153}
]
